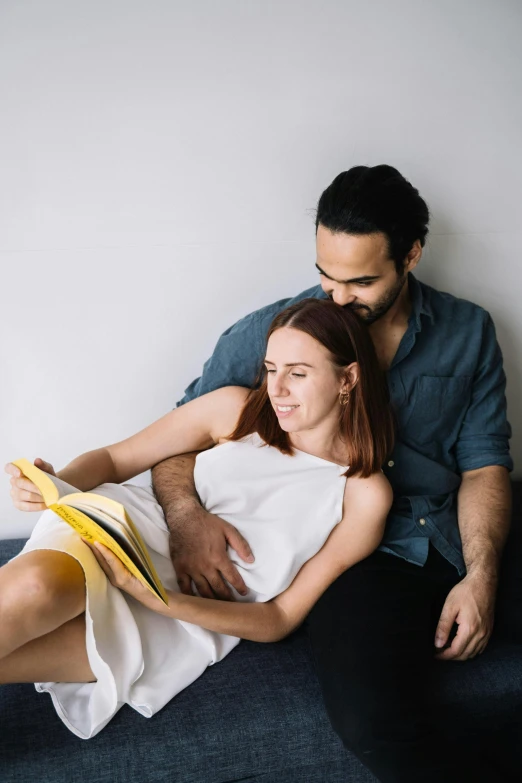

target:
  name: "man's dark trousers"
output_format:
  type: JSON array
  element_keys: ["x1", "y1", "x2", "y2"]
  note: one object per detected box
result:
[{"x1": 307, "y1": 546, "x2": 518, "y2": 782}]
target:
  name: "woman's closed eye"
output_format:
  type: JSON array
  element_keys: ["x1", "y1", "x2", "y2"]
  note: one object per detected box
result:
[{"x1": 265, "y1": 368, "x2": 306, "y2": 378}]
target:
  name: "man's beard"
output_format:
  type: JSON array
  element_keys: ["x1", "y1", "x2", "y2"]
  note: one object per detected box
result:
[{"x1": 344, "y1": 272, "x2": 407, "y2": 325}]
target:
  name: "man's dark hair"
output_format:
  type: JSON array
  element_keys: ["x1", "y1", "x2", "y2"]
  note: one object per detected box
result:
[{"x1": 316, "y1": 165, "x2": 430, "y2": 273}]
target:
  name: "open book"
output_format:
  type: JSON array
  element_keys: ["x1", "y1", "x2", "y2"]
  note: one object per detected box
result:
[{"x1": 13, "y1": 459, "x2": 168, "y2": 605}]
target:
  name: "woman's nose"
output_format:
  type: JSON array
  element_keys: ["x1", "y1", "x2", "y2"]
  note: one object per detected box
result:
[{"x1": 272, "y1": 376, "x2": 289, "y2": 397}]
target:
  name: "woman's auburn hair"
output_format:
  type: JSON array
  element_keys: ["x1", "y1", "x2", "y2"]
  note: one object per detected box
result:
[{"x1": 227, "y1": 298, "x2": 395, "y2": 478}]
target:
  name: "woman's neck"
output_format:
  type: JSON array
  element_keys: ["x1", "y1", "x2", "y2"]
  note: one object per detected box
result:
[{"x1": 289, "y1": 426, "x2": 348, "y2": 466}]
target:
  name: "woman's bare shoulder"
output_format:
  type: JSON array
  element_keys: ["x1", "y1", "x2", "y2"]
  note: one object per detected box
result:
[
  {"x1": 342, "y1": 470, "x2": 393, "y2": 516},
  {"x1": 200, "y1": 386, "x2": 250, "y2": 441}
]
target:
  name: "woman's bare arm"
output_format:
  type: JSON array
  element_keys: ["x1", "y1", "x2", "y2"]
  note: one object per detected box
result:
[
  {"x1": 65, "y1": 386, "x2": 248, "y2": 489},
  {"x1": 271, "y1": 471, "x2": 392, "y2": 636},
  {"x1": 7, "y1": 387, "x2": 248, "y2": 497}
]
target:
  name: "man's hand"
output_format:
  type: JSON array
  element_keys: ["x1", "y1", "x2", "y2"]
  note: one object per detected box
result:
[
  {"x1": 168, "y1": 504, "x2": 254, "y2": 601},
  {"x1": 437, "y1": 465, "x2": 511, "y2": 661},
  {"x1": 5, "y1": 458, "x2": 56, "y2": 512},
  {"x1": 434, "y1": 571, "x2": 496, "y2": 661},
  {"x1": 152, "y1": 452, "x2": 255, "y2": 602}
]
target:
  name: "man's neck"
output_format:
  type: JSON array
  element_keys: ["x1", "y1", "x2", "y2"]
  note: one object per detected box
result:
[
  {"x1": 368, "y1": 277, "x2": 413, "y2": 370},
  {"x1": 370, "y1": 276, "x2": 412, "y2": 336}
]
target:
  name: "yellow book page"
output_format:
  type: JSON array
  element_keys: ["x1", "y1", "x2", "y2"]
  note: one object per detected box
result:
[
  {"x1": 67, "y1": 501, "x2": 155, "y2": 580},
  {"x1": 50, "y1": 504, "x2": 168, "y2": 605},
  {"x1": 12, "y1": 458, "x2": 61, "y2": 506},
  {"x1": 65, "y1": 493, "x2": 150, "y2": 559},
  {"x1": 67, "y1": 492, "x2": 128, "y2": 525},
  {"x1": 64, "y1": 492, "x2": 147, "y2": 559},
  {"x1": 61, "y1": 493, "x2": 165, "y2": 599},
  {"x1": 66, "y1": 496, "x2": 163, "y2": 588},
  {"x1": 12, "y1": 457, "x2": 169, "y2": 605}
]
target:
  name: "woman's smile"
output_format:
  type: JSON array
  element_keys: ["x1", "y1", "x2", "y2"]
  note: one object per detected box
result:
[{"x1": 274, "y1": 404, "x2": 300, "y2": 419}]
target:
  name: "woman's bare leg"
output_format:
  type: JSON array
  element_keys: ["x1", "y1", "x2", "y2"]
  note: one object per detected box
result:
[
  {"x1": 0, "y1": 613, "x2": 95, "y2": 683},
  {"x1": 0, "y1": 550, "x2": 86, "y2": 659}
]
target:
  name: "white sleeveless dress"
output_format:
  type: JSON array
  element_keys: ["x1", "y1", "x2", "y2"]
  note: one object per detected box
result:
[{"x1": 17, "y1": 433, "x2": 347, "y2": 739}]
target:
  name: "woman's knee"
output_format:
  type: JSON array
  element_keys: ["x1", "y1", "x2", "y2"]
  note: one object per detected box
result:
[{"x1": 0, "y1": 551, "x2": 86, "y2": 619}]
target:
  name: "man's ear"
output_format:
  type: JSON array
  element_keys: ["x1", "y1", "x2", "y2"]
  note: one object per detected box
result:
[{"x1": 404, "y1": 239, "x2": 423, "y2": 273}]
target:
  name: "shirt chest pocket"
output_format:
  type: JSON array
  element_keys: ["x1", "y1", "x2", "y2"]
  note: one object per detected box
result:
[{"x1": 405, "y1": 375, "x2": 472, "y2": 446}]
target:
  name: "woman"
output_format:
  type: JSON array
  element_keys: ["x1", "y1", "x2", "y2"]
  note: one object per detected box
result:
[{"x1": 3, "y1": 298, "x2": 394, "y2": 739}]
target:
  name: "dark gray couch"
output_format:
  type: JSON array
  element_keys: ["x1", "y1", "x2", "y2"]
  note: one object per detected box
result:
[{"x1": 1, "y1": 482, "x2": 521, "y2": 782}]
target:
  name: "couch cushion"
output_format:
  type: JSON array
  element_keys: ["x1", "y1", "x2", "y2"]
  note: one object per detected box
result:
[{"x1": 0, "y1": 565, "x2": 369, "y2": 781}]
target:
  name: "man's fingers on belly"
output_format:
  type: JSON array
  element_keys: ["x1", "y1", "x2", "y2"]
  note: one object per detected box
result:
[
  {"x1": 177, "y1": 574, "x2": 195, "y2": 596},
  {"x1": 207, "y1": 574, "x2": 233, "y2": 601},
  {"x1": 224, "y1": 524, "x2": 254, "y2": 564},
  {"x1": 193, "y1": 576, "x2": 215, "y2": 600},
  {"x1": 220, "y1": 564, "x2": 247, "y2": 597}
]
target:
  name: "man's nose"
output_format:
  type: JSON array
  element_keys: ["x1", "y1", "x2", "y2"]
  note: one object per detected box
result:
[{"x1": 330, "y1": 289, "x2": 356, "y2": 307}]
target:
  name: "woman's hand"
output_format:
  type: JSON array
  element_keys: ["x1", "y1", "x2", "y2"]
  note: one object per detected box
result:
[
  {"x1": 5, "y1": 458, "x2": 56, "y2": 511},
  {"x1": 84, "y1": 540, "x2": 174, "y2": 617}
]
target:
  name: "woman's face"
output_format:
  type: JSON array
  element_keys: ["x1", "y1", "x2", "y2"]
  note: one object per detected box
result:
[{"x1": 264, "y1": 327, "x2": 351, "y2": 435}]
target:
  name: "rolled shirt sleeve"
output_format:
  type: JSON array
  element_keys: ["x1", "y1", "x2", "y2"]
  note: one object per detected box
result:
[
  {"x1": 454, "y1": 314, "x2": 513, "y2": 473},
  {"x1": 176, "y1": 311, "x2": 267, "y2": 407}
]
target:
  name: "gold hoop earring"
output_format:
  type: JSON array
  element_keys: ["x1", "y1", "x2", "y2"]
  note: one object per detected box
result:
[{"x1": 339, "y1": 390, "x2": 350, "y2": 406}]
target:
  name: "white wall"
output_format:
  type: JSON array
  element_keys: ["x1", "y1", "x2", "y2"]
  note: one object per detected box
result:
[{"x1": 1, "y1": 0, "x2": 521, "y2": 538}]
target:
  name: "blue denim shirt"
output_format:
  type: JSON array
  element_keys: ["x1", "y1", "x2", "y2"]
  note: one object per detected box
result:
[{"x1": 179, "y1": 274, "x2": 513, "y2": 575}]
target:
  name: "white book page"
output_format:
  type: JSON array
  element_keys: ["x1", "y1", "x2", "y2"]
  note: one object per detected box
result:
[{"x1": 46, "y1": 473, "x2": 81, "y2": 500}]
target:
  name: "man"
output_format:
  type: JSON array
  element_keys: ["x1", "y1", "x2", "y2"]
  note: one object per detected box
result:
[{"x1": 152, "y1": 165, "x2": 514, "y2": 782}]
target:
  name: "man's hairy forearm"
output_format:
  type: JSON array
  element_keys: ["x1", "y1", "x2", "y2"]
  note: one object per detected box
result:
[
  {"x1": 458, "y1": 466, "x2": 512, "y2": 580},
  {"x1": 151, "y1": 453, "x2": 203, "y2": 531}
]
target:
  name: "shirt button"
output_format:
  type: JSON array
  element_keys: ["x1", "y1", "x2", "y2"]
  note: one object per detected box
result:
[
  {"x1": 388, "y1": 460, "x2": 394, "y2": 467},
  {"x1": 419, "y1": 518, "x2": 426, "y2": 526}
]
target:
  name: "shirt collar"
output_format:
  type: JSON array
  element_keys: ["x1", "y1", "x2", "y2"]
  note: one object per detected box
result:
[{"x1": 408, "y1": 273, "x2": 434, "y2": 327}]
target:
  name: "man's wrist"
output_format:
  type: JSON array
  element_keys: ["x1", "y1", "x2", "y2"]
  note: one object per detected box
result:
[
  {"x1": 164, "y1": 497, "x2": 206, "y2": 532},
  {"x1": 465, "y1": 555, "x2": 500, "y2": 583}
]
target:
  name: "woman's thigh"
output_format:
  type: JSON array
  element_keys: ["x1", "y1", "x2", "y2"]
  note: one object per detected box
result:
[{"x1": 0, "y1": 613, "x2": 94, "y2": 683}]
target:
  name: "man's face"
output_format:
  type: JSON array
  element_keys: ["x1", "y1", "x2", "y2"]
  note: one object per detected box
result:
[{"x1": 316, "y1": 225, "x2": 407, "y2": 324}]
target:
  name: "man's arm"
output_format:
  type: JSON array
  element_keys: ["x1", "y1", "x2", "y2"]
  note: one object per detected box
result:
[
  {"x1": 152, "y1": 305, "x2": 270, "y2": 599},
  {"x1": 458, "y1": 465, "x2": 512, "y2": 578},
  {"x1": 435, "y1": 312, "x2": 513, "y2": 660},
  {"x1": 435, "y1": 466, "x2": 511, "y2": 660},
  {"x1": 152, "y1": 454, "x2": 254, "y2": 600},
  {"x1": 176, "y1": 309, "x2": 267, "y2": 406}
]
